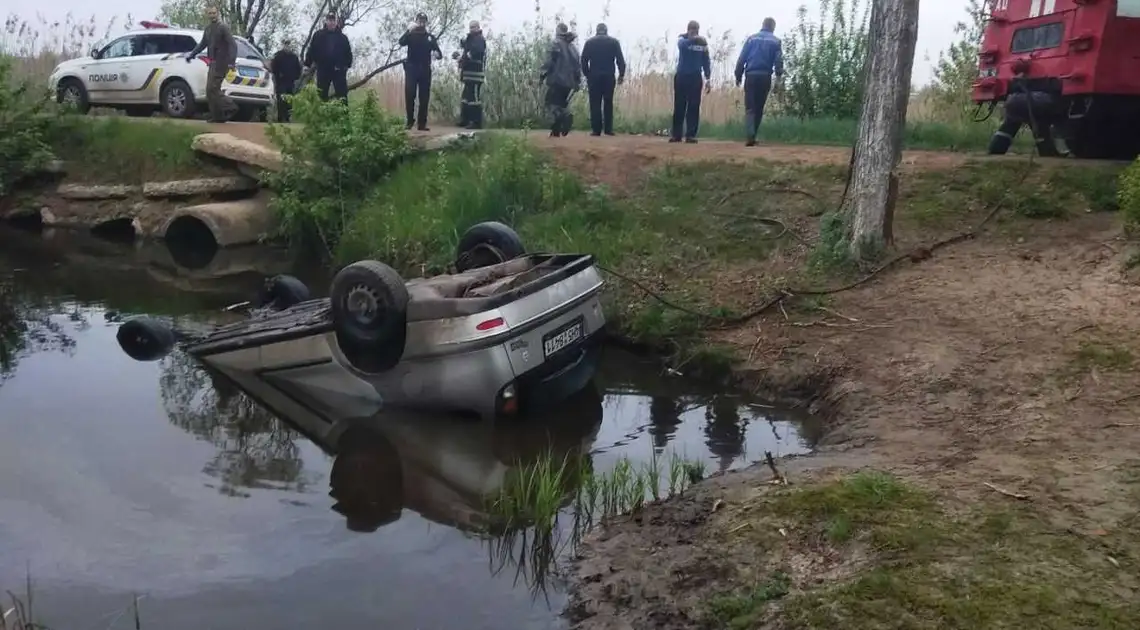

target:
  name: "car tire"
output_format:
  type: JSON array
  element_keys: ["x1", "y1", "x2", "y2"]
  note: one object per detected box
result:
[
  {"x1": 56, "y1": 78, "x2": 90, "y2": 114},
  {"x1": 256, "y1": 274, "x2": 311, "y2": 310},
  {"x1": 160, "y1": 79, "x2": 197, "y2": 119},
  {"x1": 229, "y1": 104, "x2": 256, "y2": 122},
  {"x1": 117, "y1": 316, "x2": 176, "y2": 362},
  {"x1": 455, "y1": 221, "x2": 526, "y2": 272},
  {"x1": 330, "y1": 260, "x2": 409, "y2": 373},
  {"x1": 329, "y1": 424, "x2": 404, "y2": 532}
]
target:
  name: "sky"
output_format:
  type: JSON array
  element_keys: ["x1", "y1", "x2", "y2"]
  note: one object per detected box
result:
[{"x1": 2, "y1": 0, "x2": 972, "y2": 86}]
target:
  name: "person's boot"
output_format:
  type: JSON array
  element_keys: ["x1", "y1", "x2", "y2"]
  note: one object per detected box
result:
[
  {"x1": 684, "y1": 137, "x2": 698, "y2": 144},
  {"x1": 987, "y1": 131, "x2": 1013, "y2": 155},
  {"x1": 405, "y1": 120, "x2": 414, "y2": 130},
  {"x1": 745, "y1": 137, "x2": 756, "y2": 147},
  {"x1": 561, "y1": 113, "x2": 574, "y2": 136}
]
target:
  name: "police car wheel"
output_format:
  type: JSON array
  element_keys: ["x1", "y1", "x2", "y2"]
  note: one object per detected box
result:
[
  {"x1": 56, "y1": 78, "x2": 89, "y2": 114},
  {"x1": 160, "y1": 80, "x2": 196, "y2": 119}
]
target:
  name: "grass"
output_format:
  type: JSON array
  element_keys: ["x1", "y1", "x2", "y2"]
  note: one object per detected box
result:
[
  {"x1": 45, "y1": 116, "x2": 221, "y2": 183},
  {"x1": 703, "y1": 471, "x2": 1140, "y2": 629}
]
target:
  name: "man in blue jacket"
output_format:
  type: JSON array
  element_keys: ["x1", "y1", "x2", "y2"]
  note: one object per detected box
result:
[
  {"x1": 734, "y1": 18, "x2": 784, "y2": 146},
  {"x1": 670, "y1": 20, "x2": 712, "y2": 144}
]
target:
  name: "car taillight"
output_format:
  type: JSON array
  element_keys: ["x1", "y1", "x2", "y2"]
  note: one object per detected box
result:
[
  {"x1": 476, "y1": 317, "x2": 505, "y2": 331},
  {"x1": 978, "y1": 49, "x2": 998, "y2": 66}
]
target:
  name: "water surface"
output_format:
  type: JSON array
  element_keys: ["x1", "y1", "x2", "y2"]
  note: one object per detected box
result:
[{"x1": 0, "y1": 227, "x2": 818, "y2": 629}]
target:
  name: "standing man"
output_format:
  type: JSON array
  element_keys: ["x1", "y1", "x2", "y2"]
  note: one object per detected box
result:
[
  {"x1": 304, "y1": 12, "x2": 353, "y2": 104},
  {"x1": 185, "y1": 5, "x2": 237, "y2": 123},
  {"x1": 734, "y1": 18, "x2": 784, "y2": 147},
  {"x1": 539, "y1": 23, "x2": 582, "y2": 138},
  {"x1": 269, "y1": 38, "x2": 302, "y2": 122},
  {"x1": 398, "y1": 12, "x2": 443, "y2": 131},
  {"x1": 580, "y1": 23, "x2": 626, "y2": 137},
  {"x1": 455, "y1": 21, "x2": 487, "y2": 129},
  {"x1": 670, "y1": 20, "x2": 711, "y2": 144}
]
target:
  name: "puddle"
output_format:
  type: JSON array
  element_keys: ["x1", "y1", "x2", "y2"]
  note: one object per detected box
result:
[{"x1": 0, "y1": 228, "x2": 818, "y2": 629}]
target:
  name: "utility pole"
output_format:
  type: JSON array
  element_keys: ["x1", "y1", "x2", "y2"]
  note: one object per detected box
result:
[{"x1": 846, "y1": 0, "x2": 921, "y2": 260}]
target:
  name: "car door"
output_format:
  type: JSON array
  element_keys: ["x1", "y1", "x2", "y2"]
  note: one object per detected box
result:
[
  {"x1": 85, "y1": 35, "x2": 138, "y2": 104},
  {"x1": 116, "y1": 34, "x2": 173, "y2": 103}
]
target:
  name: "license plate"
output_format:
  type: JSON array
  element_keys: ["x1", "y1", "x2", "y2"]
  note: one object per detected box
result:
[
  {"x1": 543, "y1": 318, "x2": 584, "y2": 358},
  {"x1": 237, "y1": 66, "x2": 259, "y2": 78}
]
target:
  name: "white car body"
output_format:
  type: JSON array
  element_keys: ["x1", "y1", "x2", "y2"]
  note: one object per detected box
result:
[{"x1": 48, "y1": 23, "x2": 276, "y2": 120}]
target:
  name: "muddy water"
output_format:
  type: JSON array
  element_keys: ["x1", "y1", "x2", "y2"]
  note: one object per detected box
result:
[{"x1": 0, "y1": 227, "x2": 819, "y2": 630}]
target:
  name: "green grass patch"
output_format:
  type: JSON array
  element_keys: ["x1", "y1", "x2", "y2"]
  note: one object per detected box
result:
[
  {"x1": 706, "y1": 471, "x2": 1140, "y2": 629},
  {"x1": 1071, "y1": 341, "x2": 1135, "y2": 373},
  {"x1": 47, "y1": 116, "x2": 221, "y2": 183}
]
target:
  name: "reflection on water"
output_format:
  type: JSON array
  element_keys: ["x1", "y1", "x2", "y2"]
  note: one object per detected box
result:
[{"x1": 0, "y1": 228, "x2": 818, "y2": 630}]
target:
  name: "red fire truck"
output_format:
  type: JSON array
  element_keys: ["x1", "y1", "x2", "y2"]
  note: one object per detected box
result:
[{"x1": 972, "y1": 0, "x2": 1140, "y2": 159}]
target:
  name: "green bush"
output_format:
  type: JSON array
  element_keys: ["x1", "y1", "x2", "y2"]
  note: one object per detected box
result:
[
  {"x1": 265, "y1": 86, "x2": 412, "y2": 254},
  {"x1": 778, "y1": 0, "x2": 869, "y2": 120},
  {"x1": 0, "y1": 56, "x2": 57, "y2": 196},
  {"x1": 1118, "y1": 158, "x2": 1140, "y2": 234}
]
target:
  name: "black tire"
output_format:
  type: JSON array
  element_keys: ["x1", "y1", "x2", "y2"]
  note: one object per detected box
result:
[
  {"x1": 330, "y1": 260, "x2": 409, "y2": 373},
  {"x1": 256, "y1": 274, "x2": 311, "y2": 310},
  {"x1": 229, "y1": 104, "x2": 256, "y2": 122},
  {"x1": 56, "y1": 78, "x2": 90, "y2": 114},
  {"x1": 160, "y1": 79, "x2": 197, "y2": 119},
  {"x1": 455, "y1": 221, "x2": 526, "y2": 272},
  {"x1": 116, "y1": 317, "x2": 176, "y2": 362}
]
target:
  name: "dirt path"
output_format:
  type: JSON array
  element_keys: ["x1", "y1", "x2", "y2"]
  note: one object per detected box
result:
[{"x1": 154, "y1": 118, "x2": 990, "y2": 170}]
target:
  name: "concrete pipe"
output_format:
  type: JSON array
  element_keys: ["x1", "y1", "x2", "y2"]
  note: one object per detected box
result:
[{"x1": 159, "y1": 195, "x2": 277, "y2": 249}]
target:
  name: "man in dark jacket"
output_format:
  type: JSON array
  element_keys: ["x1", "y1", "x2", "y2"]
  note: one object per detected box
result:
[
  {"x1": 580, "y1": 23, "x2": 626, "y2": 136},
  {"x1": 734, "y1": 17, "x2": 784, "y2": 146},
  {"x1": 670, "y1": 20, "x2": 711, "y2": 143},
  {"x1": 540, "y1": 23, "x2": 582, "y2": 138},
  {"x1": 304, "y1": 12, "x2": 353, "y2": 103},
  {"x1": 269, "y1": 37, "x2": 302, "y2": 122},
  {"x1": 398, "y1": 12, "x2": 443, "y2": 130},
  {"x1": 185, "y1": 5, "x2": 237, "y2": 122},
  {"x1": 454, "y1": 21, "x2": 487, "y2": 129}
]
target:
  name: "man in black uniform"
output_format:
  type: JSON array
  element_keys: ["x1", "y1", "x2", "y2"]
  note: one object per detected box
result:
[
  {"x1": 987, "y1": 66, "x2": 1061, "y2": 157},
  {"x1": 455, "y1": 20, "x2": 486, "y2": 129},
  {"x1": 269, "y1": 37, "x2": 302, "y2": 121},
  {"x1": 304, "y1": 12, "x2": 353, "y2": 103},
  {"x1": 398, "y1": 12, "x2": 443, "y2": 131},
  {"x1": 580, "y1": 23, "x2": 626, "y2": 136}
]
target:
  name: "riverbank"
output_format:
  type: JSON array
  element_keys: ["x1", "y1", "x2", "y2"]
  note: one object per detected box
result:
[{"x1": 556, "y1": 153, "x2": 1140, "y2": 627}]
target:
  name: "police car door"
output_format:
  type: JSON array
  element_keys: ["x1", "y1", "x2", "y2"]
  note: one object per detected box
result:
[
  {"x1": 115, "y1": 34, "x2": 171, "y2": 103},
  {"x1": 86, "y1": 35, "x2": 139, "y2": 104}
]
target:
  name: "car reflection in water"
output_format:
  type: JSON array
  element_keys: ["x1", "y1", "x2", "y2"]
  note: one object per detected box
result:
[{"x1": 192, "y1": 356, "x2": 605, "y2": 593}]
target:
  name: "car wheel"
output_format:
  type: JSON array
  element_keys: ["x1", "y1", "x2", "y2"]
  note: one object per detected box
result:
[
  {"x1": 160, "y1": 79, "x2": 196, "y2": 119},
  {"x1": 56, "y1": 78, "x2": 90, "y2": 114},
  {"x1": 330, "y1": 260, "x2": 409, "y2": 373},
  {"x1": 455, "y1": 221, "x2": 526, "y2": 272},
  {"x1": 116, "y1": 317, "x2": 176, "y2": 362},
  {"x1": 255, "y1": 274, "x2": 311, "y2": 310}
]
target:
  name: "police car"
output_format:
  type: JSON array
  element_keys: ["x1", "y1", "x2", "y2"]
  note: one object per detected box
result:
[{"x1": 48, "y1": 21, "x2": 275, "y2": 121}]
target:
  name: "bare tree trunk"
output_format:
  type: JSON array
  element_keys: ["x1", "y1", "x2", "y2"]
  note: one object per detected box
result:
[{"x1": 846, "y1": 0, "x2": 920, "y2": 260}]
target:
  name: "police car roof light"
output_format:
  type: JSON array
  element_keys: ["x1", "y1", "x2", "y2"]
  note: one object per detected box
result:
[{"x1": 140, "y1": 21, "x2": 170, "y2": 29}]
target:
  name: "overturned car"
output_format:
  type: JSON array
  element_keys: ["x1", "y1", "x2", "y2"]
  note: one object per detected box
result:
[{"x1": 117, "y1": 222, "x2": 607, "y2": 419}]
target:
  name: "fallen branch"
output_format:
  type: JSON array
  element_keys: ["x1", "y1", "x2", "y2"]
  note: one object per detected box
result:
[{"x1": 983, "y1": 481, "x2": 1030, "y2": 501}]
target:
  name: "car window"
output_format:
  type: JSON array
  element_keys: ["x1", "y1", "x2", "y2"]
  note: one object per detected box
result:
[
  {"x1": 134, "y1": 35, "x2": 166, "y2": 56},
  {"x1": 165, "y1": 35, "x2": 199, "y2": 54},
  {"x1": 101, "y1": 36, "x2": 137, "y2": 59},
  {"x1": 236, "y1": 38, "x2": 264, "y2": 60}
]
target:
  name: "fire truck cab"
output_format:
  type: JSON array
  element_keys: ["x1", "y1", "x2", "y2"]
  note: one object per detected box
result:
[{"x1": 973, "y1": 0, "x2": 1140, "y2": 159}]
